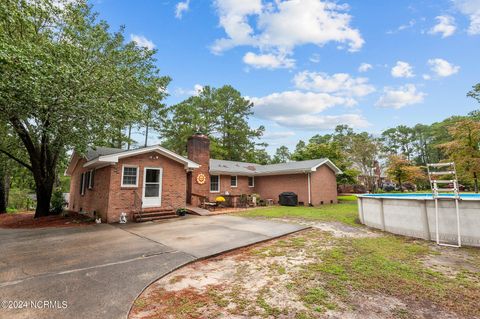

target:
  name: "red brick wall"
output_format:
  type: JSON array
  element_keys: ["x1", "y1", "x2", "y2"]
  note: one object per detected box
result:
[
  {"x1": 209, "y1": 175, "x2": 255, "y2": 198},
  {"x1": 68, "y1": 156, "x2": 111, "y2": 221},
  {"x1": 69, "y1": 151, "x2": 187, "y2": 223},
  {"x1": 311, "y1": 165, "x2": 338, "y2": 205},
  {"x1": 107, "y1": 152, "x2": 187, "y2": 222},
  {"x1": 255, "y1": 174, "x2": 309, "y2": 205}
]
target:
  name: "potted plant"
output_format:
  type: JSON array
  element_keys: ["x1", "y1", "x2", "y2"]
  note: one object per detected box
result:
[
  {"x1": 215, "y1": 196, "x2": 226, "y2": 207},
  {"x1": 176, "y1": 208, "x2": 188, "y2": 217}
]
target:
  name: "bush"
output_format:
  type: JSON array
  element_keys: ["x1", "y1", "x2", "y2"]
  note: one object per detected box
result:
[
  {"x1": 50, "y1": 188, "x2": 66, "y2": 215},
  {"x1": 8, "y1": 188, "x2": 34, "y2": 211}
]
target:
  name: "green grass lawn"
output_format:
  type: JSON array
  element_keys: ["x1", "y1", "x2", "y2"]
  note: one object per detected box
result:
[{"x1": 238, "y1": 196, "x2": 359, "y2": 226}]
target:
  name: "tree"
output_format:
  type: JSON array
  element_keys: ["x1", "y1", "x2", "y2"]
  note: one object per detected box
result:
[
  {"x1": 0, "y1": 0, "x2": 169, "y2": 217},
  {"x1": 440, "y1": 119, "x2": 480, "y2": 193},
  {"x1": 386, "y1": 155, "x2": 425, "y2": 190},
  {"x1": 291, "y1": 137, "x2": 357, "y2": 184},
  {"x1": 467, "y1": 83, "x2": 480, "y2": 103},
  {"x1": 381, "y1": 126, "x2": 415, "y2": 160},
  {"x1": 161, "y1": 85, "x2": 264, "y2": 161},
  {"x1": 345, "y1": 132, "x2": 381, "y2": 191},
  {"x1": 271, "y1": 146, "x2": 290, "y2": 164}
]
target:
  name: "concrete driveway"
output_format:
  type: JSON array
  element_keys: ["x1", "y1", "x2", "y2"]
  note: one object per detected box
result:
[{"x1": 0, "y1": 215, "x2": 306, "y2": 319}]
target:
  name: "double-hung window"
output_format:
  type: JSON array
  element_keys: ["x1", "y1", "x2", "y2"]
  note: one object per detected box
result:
[
  {"x1": 210, "y1": 175, "x2": 220, "y2": 192},
  {"x1": 248, "y1": 176, "x2": 255, "y2": 187},
  {"x1": 122, "y1": 165, "x2": 138, "y2": 187},
  {"x1": 230, "y1": 176, "x2": 237, "y2": 188}
]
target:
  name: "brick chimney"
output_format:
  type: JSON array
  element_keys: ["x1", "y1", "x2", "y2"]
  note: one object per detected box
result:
[
  {"x1": 187, "y1": 134, "x2": 210, "y2": 204},
  {"x1": 187, "y1": 133, "x2": 210, "y2": 165}
]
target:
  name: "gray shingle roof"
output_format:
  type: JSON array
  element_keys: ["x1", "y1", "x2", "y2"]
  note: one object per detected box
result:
[
  {"x1": 85, "y1": 147, "x2": 123, "y2": 161},
  {"x1": 209, "y1": 158, "x2": 342, "y2": 175}
]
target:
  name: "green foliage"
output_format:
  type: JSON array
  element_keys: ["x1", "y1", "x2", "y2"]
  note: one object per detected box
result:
[
  {"x1": 161, "y1": 85, "x2": 265, "y2": 162},
  {"x1": 386, "y1": 155, "x2": 426, "y2": 187},
  {"x1": 291, "y1": 125, "x2": 375, "y2": 185},
  {"x1": 7, "y1": 188, "x2": 34, "y2": 211},
  {"x1": 271, "y1": 145, "x2": 291, "y2": 164},
  {"x1": 50, "y1": 188, "x2": 66, "y2": 215},
  {"x1": 440, "y1": 118, "x2": 480, "y2": 192},
  {"x1": 0, "y1": 0, "x2": 169, "y2": 216}
]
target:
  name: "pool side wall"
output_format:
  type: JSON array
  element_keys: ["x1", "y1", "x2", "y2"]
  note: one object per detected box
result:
[{"x1": 358, "y1": 196, "x2": 480, "y2": 247}]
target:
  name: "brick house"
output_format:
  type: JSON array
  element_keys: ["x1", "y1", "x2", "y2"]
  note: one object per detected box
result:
[{"x1": 66, "y1": 134, "x2": 341, "y2": 223}]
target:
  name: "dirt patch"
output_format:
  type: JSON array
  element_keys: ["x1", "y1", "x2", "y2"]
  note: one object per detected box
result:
[
  {"x1": 0, "y1": 211, "x2": 94, "y2": 228},
  {"x1": 273, "y1": 218, "x2": 379, "y2": 238},
  {"x1": 421, "y1": 245, "x2": 480, "y2": 280},
  {"x1": 130, "y1": 223, "x2": 480, "y2": 319}
]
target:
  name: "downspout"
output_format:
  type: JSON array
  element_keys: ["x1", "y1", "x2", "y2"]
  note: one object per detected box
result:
[{"x1": 307, "y1": 172, "x2": 312, "y2": 206}]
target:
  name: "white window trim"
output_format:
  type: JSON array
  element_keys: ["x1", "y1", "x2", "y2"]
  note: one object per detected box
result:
[
  {"x1": 80, "y1": 173, "x2": 85, "y2": 196},
  {"x1": 230, "y1": 175, "x2": 238, "y2": 188},
  {"x1": 121, "y1": 165, "x2": 139, "y2": 188},
  {"x1": 248, "y1": 176, "x2": 255, "y2": 188},
  {"x1": 88, "y1": 170, "x2": 94, "y2": 189},
  {"x1": 210, "y1": 175, "x2": 220, "y2": 193}
]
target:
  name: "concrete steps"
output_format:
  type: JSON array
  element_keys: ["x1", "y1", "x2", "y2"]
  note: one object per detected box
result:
[{"x1": 134, "y1": 210, "x2": 178, "y2": 222}]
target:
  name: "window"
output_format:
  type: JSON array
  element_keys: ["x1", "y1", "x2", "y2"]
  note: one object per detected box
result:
[
  {"x1": 85, "y1": 171, "x2": 91, "y2": 190},
  {"x1": 80, "y1": 173, "x2": 85, "y2": 195},
  {"x1": 88, "y1": 170, "x2": 95, "y2": 189},
  {"x1": 248, "y1": 176, "x2": 255, "y2": 187},
  {"x1": 230, "y1": 176, "x2": 237, "y2": 187},
  {"x1": 210, "y1": 175, "x2": 220, "y2": 192},
  {"x1": 122, "y1": 165, "x2": 138, "y2": 187}
]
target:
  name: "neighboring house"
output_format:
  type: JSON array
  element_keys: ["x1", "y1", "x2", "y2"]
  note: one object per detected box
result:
[{"x1": 66, "y1": 134, "x2": 341, "y2": 223}]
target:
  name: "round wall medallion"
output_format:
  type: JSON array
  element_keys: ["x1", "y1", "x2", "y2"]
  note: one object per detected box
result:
[{"x1": 196, "y1": 173, "x2": 206, "y2": 184}]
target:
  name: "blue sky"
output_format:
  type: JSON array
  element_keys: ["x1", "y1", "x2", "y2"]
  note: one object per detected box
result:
[{"x1": 92, "y1": 0, "x2": 480, "y2": 153}]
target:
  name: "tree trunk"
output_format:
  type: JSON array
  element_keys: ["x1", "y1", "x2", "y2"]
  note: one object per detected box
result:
[
  {"x1": 0, "y1": 166, "x2": 6, "y2": 214},
  {"x1": 127, "y1": 125, "x2": 132, "y2": 150},
  {"x1": 32, "y1": 169, "x2": 55, "y2": 218},
  {"x1": 474, "y1": 172, "x2": 478, "y2": 194},
  {"x1": 144, "y1": 123, "x2": 149, "y2": 147}
]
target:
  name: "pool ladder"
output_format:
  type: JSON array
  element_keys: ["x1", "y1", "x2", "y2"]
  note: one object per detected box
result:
[{"x1": 427, "y1": 162, "x2": 461, "y2": 248}]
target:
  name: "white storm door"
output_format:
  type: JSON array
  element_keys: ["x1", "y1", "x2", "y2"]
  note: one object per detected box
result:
[{"x1": 142, "y1": 168, "x2": 162, "y2": 208}]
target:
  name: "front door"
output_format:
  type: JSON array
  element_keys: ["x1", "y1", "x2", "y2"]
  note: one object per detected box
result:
[{"x1": 142, "y1": 168, "x2": 162, "y2": 208}]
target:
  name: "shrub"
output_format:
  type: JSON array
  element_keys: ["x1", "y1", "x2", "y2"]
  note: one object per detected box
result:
[{"x1": 50, "y1": 188, "x2": 66, "y2": 215}]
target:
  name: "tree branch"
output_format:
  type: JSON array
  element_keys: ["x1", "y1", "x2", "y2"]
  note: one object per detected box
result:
[{"x1": 0, "y1": 149, "x2": 33, "y2": 171}]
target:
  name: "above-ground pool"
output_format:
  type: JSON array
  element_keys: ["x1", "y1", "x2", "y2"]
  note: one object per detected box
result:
[{"x1": 357, "y1": 193, "x2": 480, "y2": 247}]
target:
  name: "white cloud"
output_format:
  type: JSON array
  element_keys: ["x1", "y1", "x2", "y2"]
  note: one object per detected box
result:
[
  {"x1": 270, "y1": 114, "x2": 369, "y2": 130},
  {"x1": 375, "y1": 84, "x2": 426, "y2": 109},
  {"x1": 175, "y1": 0, "x2": 190, "y2": 19},
  {"x1": 309, "y1": 54, "x2": 321, "y2": 63},
  {"x1": 243, "y1": 51, "x2": 295, "y2": 69},
  {"x1": 391, "y1": 61, "x2": 415, "y2": 78},
  {"x1": 429, "y1": 15, "x2": 456, "y2": 38},
  {"x1": 250, "y1": 90, "x2": 369, "y2": 130},
  {"x1": 262, "y1": 131, "x2": 296, "y2": 139},
  {"x1": 212, "y1": 0, "x2": 364, "y2": 68},
  {"x1": 358, "y1": 63, "x2": 372, "y2": 72},
  {"x1": 175, "y1": 84, "x2": 204, "y2": 96},
  {"x1": 453, "y1": 0, "x2": 480, "y2": 35},
  {"x1": 387, "y1": 19, "x2": 416, "y2": 34},
  {"x1": 427, "y1": 58, "x2": 460, "y2": 77},
  {"x1": 251, "y1": 91, "x2": 352, "y2": 117},
  {"x1": 293, "y1": 71, "x2": 375, "y2": 97},
  {"x1": 422, "y1": 74, "x2": 432, "y2": 80},
  {"x1": 130, "y1": 34, "x2": 155, "y2": 50}
]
